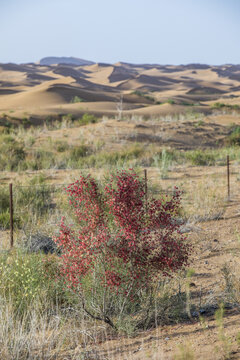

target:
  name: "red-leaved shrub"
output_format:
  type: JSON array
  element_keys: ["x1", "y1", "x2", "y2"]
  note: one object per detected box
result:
[{"x1": 54, "y1": 170, "x2": 190, "y2": 328}]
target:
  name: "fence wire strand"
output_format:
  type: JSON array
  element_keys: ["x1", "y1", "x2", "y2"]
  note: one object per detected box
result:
[{"x1": 0, "y1": 161, "x2": 235, "y2": 249}]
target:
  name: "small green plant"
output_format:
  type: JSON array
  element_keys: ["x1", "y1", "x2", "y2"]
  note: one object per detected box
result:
[
  {"x1": 225, "y1": 126, "x2": 240, "y2": 146},
  {"x1": 180, "y1": 101, "x2": 195, "y2": 106},
  {"x1": 0, "y1": 126, "x2": 10, "y2": 135},
  {"x1": 55, "y1": 140, "x2": 69, "y2": 153},
  {"x1": 79, "y1": 113, "x2": 98, "y2": 125},
  {"x1": 194, "y1": 119, "x2": 204, "y2": 127},
  {"x1": 25, "y1": 135, "x2": 35, "y2": 147},
  {"x1": 154, "y1": 148, "x2": 173, "y2": 179},
  {"x1": 69, "y1": 144, "x2": 90, "y2": 161},
  {"x1": 0, "y1": 211, "x2": 11, "y2": 229},
  {"x1": 236, "y1": 332, "x2": 240, "y2": 346},
  {"x1": 212, "y1": 102, "x2": 226, "y2": 109},
  {"x1": 0, "y1": 251, "x2": 45, "y2": 314},
  {"x1": 185, "y1": 268, "x2": 195, "y2": 318},
  {"x1": 215, "y1": 303, "x2": 232, "y2": 359},
  {"x1": 174, "y1": 343, "x2": 195, "y2": 360},
  {"x1": 25, "y1": 149, "x2": 56, "y2": 170},
  {"x1": 0, "y1": 250, "x2": 73, "y2": 316},
  {"x1": 62, "y1": 113, "x2": 74, "y2": 123},
  {"x1": 22, "y1": 117, "x2": 30, "y2": 126},
  {"x1": 199, "y1": 315, "x2": 209, "y2": 330},
  {"x1": 71, "y1": 96, "x2": 86, "y2": 103},
  {"x1": 0, "y1": 136, "x2": 26, "y2": 171},
  {"x1": 132, "y1": 90, "x2": 155, "y2": 102},
  {"x1": 166, "y1": 98, "x2": 175, "y2": 105}
]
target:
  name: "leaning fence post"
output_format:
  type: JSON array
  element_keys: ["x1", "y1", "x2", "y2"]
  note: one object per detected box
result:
[
  {"x1": 227, "y1": 155, "x2": 230, "y2": 200},
  {"x1": 9, "y1": 183, "x2": 14, "y2": 248},
  {"x1": 144, "y1": 169, "x2": 148, "y2": 213}
]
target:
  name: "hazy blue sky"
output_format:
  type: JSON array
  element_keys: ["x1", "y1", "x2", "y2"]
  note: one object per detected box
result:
[{"x1": 0, "y1": 0, "x2": 239, "y2": 65}]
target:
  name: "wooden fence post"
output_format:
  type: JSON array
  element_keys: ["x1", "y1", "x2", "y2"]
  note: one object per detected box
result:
[
  {"x1": 227, "y1": 155, "x2": 230, "y2": 200},
  {"x1": 9, "y1": 183, "x2": 13, "y2": 248},
  {"x1": 144, "y1": 169, "x2": 148, "y2": 212}
]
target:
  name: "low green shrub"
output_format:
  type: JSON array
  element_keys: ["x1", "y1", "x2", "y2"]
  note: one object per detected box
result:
[
  {"x1": 212, "y1": 102, "x2": 240, "y2": 110},
  {"x1": 0, "y1": 137, "x2": 26, "y2": 171},
  {"x1": 0, "y1": 211, "x2": 10, "y2": 229},
  {"x1": 62, "y1": 113, "x2": 74, "y2": 122},
  {"x1": 55, "y1": 140, "x2": 69, "y2": 153},
  {"x1": 185, "y1": 150, "x2": 216, "y2": 166},
  {"x1": 166, "y1": 98, "x2": 175, "y2": 105},
  {"x1": 154, "y1": 148, "x2": 173, "y2": 179},
  {"x1": 70, "y1": 96, "x2": 86, "y2": 103},
  {"x1": 25, "y1": 149, "x2": 56, "y2": 170},
  {"x1": 69, "y1": 145, "x2": 90, "y2": 161},
  {"x1": 79, "y1": 113, "x2": 97, "y2": 125},
  {"x1": 22, "y1": 117, "x2": 31, "y2": 126},
  {"x1": 212, "y1": 102, "x2": 226, "y2": 109},
  {"x1": 0, "y1": 250, "x2": 74, "y2": 316},
  {"x1": 132, "y1": 90, "x2": 155, "y2": 102},
  {"x1": 0, "y1": 126, "x2": 10, "y2": 135},
  {"x1": 225, "y1": 126, "x2": 240, "y2": 146}
]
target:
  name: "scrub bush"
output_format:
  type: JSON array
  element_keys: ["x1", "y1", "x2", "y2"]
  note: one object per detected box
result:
[{"x1": 54, "y1": 170, "x2": 190, "y2": 330}]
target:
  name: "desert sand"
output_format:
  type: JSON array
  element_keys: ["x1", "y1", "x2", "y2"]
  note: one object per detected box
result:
[{"x1": 1, "y1": 61, "x2": 240, "y2": 124}]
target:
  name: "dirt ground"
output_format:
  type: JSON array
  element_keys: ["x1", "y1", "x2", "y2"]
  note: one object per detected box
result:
[{"x1": 60, "y1": 182, "x2": 240, "y2": 360}]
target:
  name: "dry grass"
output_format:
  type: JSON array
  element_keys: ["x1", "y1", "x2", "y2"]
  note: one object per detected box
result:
[
  {"x1": 182, "y1": 175, "x2": 227, "y2": 222},
  {"x1": 0, "y1": 296, "x2": 113, "y2": 360}
]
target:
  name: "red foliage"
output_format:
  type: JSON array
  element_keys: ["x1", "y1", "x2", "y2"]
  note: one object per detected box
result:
[{"x1": 54, "y1": 170, "x2": 190, "y2": 294}]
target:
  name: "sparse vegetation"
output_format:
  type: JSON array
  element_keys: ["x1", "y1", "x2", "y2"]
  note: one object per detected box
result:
[
  {"x1": 1, "y1": 110, "x2": 240, "y2": 358},
  {"x1": 132, "y1": 90, "x2": 155, "y2": 102},
  {"x1": 167, "y1": 98, "x2": 175, "y2": 105},
  {"x1": 79, "y1": 112, "x2": 98, "y2": 125},
  {"x1": 0, "y1": 135, "x2": 26, "y2": 171},
  {"x1": 1, "y1": 119, "x2": 240, "y2": 172},
  {"x1": 185, "y1": 150, "x2": 216, "y2": 166},
  {"x1": 214, "y1": 304, "x2": 232, "y2": 359},
  {"x1": 154, "y1": 148, "x2": 173, "y2": 179},
  {"x1": 225, "y1": 125, "x2": 240, "y2": 146},
  {"x1": 174, "y1": 343, "x2": 195, "y2": 360},
  {"x1": 55, "y1": 139, "x2": 69, "y2": 152},
  {"x1": 212, "y1": 102, "x2": 240, "y2": 110},
  {"x1": 70, "y1": 95, "x2": 86, "y2": 103}
]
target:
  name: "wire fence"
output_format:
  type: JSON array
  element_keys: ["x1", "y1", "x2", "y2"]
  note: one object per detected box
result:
[
  {"x1": 0, "y1": 183, "x2": 67, "y2": 249},
  {"x1": 0, "y1": 159, "x2": 235, "y2": 250}
]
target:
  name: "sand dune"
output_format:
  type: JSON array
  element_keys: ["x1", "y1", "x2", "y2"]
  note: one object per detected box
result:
[
  {"x1": 0, "y1": 61, "x2": 240, "y2": 121},
  {"x1": 0, "y1": 77, "x2": 74, "y2": 111}
]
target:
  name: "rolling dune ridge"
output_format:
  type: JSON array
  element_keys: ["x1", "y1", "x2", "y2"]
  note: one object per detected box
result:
[{"x1": 0, "y1": 60, "x2": 240, "y2": 123}]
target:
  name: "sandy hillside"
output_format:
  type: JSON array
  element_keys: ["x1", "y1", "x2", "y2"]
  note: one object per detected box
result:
[{"x1": 1, "y1": 61, "x2": 240, "y2": 124}]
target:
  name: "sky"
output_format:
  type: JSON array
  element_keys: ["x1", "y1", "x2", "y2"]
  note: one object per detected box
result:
[{"x1": 0, "y1": 0, "x2": 240, "y2": 65}]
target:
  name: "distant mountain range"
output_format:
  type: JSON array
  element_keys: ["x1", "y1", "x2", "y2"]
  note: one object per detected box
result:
[{"x1": 39, "y1": 57, "x2": 95, "y2": 66}]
